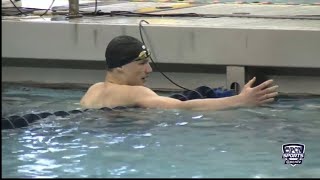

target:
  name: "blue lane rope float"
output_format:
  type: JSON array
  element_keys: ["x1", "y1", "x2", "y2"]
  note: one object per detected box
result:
[
  {"x1": 2, "y1": 86, "x2": 235, "y2": 130},
  {"x1": 2, "y1": 109, "x2": 84, "y2": 129},
  {"x1": 169, "y1": 86, "x2": 235, "y2": 101}
]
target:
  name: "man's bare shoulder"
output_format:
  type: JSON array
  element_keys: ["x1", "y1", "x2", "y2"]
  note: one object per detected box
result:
[
  {"x1": 127, "y1": 85, "x2": 158, "y2": 96},
  {"x1": 113, "y1": 85, "x2": 158, "y2": 101},
  {"x1": 83, "y1": 82, "x2": 104, "y2": 96},
  {"x1": 80, "y1": 83, "x2": 158, "y2": 109},
  {"x1": 80, "y1": 82, "x2": 104, "y2": 107},
  {"x1": 84, "y1": 83, "x2": 156, "y2": 97},
  {"x1": 108, "y1": 85, "x2": 160, "y2": 108}
]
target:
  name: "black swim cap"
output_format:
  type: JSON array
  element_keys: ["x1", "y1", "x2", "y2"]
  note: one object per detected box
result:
[{"x1": 105, "y1": 35, "x2": 150, "y2": 69}]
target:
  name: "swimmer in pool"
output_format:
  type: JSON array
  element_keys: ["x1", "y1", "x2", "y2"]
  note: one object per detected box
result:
[{"x1": 80, "y1": 35, "x2": 278, "y2": 110}]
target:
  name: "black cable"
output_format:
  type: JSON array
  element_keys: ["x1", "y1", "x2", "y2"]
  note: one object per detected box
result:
[
  {"x1": 9, "y1": 0, "x2": 28, "y2": 16},
  {"x1": 6, "y1": 6, "x2": 318, "y2": 20},
  {"x1": 7, "y1": 0, "x2": 56, "y2": 17},
  {"x1": 40, "y1": 0, "x2": 56, "y2": 17},
  {"x1": 139, "y1": 20, "x2": 192, "y2": 91},
  {"x1": 81, "y1": 10, "x2": 201, "y2": 17},
  {"x1": 81, "y1": 10, "x2": 320, "y2": 20}
]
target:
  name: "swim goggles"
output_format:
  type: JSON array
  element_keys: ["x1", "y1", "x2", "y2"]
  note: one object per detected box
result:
[{"x1": 133, "y1": 49, "x2": 151, "y2": 61}]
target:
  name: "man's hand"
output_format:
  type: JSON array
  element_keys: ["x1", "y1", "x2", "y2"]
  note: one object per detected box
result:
[{"x1": 239, "y1": 77, "x2": 279, "y2": 107}]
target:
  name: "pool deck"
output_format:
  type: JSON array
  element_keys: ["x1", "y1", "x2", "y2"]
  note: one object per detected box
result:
[{"x1": 2, "y1": 1, "x2": 320, "y2": 94}]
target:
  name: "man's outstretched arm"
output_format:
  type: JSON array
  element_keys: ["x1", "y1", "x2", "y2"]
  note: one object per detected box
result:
[{"x1": 133, "y1": 77, "x2": 278, "y2": 111}]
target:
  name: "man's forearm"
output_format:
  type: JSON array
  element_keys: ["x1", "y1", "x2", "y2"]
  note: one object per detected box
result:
[{"x1": 179, "y1": 95, "x2": 245, "y2": 111}]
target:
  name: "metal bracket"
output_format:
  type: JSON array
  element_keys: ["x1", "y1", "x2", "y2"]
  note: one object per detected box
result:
[{"x1": 226, "y1": 66, "x2": 245, "y2": 94}]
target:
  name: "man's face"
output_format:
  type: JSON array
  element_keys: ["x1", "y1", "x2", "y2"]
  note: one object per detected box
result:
[{"x1": 122, "y1": 58, "x2": 153, "y2": 86}]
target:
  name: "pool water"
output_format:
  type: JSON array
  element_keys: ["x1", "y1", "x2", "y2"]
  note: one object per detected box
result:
[{"x1": 2, "y1": 83, "x2": 320, "y2": 178}]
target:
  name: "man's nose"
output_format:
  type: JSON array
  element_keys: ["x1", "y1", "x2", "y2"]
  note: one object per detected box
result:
[{"x1": 145, "y1": 63, "x2": 153, "y2": 73}]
